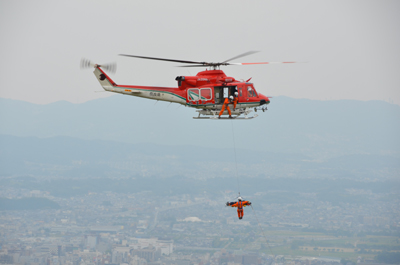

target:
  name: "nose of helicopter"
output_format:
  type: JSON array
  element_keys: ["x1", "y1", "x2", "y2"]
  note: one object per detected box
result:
[{"x1": 259, "y1": 93, "x2": 270, "y2": 105}]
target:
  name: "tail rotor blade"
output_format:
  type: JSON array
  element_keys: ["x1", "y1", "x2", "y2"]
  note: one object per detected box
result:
[
  {"x1": 80, "y1": 58, "x2": 95, "y2": 69},
  {"x1": 102, "y1": 63, "x2": 117, "y2": 74},
  {"x1": 80, "y1": 58, "x2": 117, "y2": 74}
]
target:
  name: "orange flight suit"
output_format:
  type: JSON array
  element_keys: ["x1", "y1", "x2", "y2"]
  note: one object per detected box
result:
[
  {"x1": 227, "y1": 200, "x2": 251, "y2": 219},
  {"x1": 233, "y1": 97, "x2": 239, "y2": 110},
  {"x1": 219, "y1": 98, "x2": 232, "y2": 117}
]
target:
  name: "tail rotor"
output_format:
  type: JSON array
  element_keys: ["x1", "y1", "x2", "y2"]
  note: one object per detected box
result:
[{"x1": 80, "y1": 58, "x2": 117, "y2": 74}]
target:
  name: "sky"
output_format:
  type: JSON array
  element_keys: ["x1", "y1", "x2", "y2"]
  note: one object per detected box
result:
[{"x1": 0, "y1": 0, "x2": 399, "y2": 105}]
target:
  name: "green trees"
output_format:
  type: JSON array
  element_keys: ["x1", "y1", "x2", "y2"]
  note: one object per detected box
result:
[{"x1": 375, "y1": 252, "x2": 400, "y2": 264}]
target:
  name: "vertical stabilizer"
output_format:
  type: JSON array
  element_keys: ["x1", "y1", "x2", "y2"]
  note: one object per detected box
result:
[{"x1": 93, "y1": 67, "x2": 115, "y2": 91}]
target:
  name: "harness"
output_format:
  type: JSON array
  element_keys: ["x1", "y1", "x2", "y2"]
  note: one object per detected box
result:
[{"x1": 238, "y1": 201, "x2": 243, "y2": 210}]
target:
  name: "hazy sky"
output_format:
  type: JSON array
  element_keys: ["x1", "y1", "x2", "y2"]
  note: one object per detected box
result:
[{"x1": 0, "y1": 0, "x2": 399, "y2": 105}]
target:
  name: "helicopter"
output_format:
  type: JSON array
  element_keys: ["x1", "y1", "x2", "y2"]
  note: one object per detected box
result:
[{"x1": 81, "y1": 51, "x2": 296, "y2": 119}]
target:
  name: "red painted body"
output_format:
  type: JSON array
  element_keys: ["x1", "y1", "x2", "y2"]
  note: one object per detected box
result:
[{"x1": 94, "y1": 66, "x2": 270, "y2": 116}]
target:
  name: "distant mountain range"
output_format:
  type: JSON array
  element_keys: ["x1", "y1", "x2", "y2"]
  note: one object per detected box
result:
[
  {"x1": 0, "y1": 96, "x2": 399, "y2": 180},
  {"x1": 0, "y1": 96, "x2": 399, "y2": 157}
]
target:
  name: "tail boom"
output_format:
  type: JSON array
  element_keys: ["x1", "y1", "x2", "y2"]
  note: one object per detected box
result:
[{"x1": 93, "y1": 67, "x2": 186, "y2": 104}]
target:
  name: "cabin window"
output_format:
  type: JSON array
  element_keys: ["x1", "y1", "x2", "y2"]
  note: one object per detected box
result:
[
  {"x1": 239, "y1": 88, "x2": 242, "y2": 97},
  {"x1": 200, "y1": 88, "x2": 212, "y2": 100},
  {"x1": 188, "y1": 88, "x2": 200, "y2": 101}
]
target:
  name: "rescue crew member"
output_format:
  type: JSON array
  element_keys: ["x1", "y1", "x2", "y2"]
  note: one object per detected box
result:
[
  {"x1": 226, "y1": 197, "x2": 251, "y2": 219},
  {"x1": 233, "y1": 92, "x2": 239, "y2": 110},
  {"x1": 219, "y1": 96, "x2": 233, "y2": 118}
]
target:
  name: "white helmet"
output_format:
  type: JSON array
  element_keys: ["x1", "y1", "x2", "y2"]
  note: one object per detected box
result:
[
  {"x1": 238, "y1": 197, "x2": 243, "y2": 201},
  {"x1": 234, "y1": 92, "x2": 238, "y2": 96},
  {"x1": 229, "y1": 95, "x2": 233, "y2": 100}
]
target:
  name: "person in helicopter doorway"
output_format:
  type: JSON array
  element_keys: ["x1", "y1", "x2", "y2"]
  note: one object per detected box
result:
[
  {"x1": 219, "y1": 95, "x2": 233, "y2": 119},
  {"x1": 226, "y1": 197, "x2": 251, "y2": 219},
  {"x1": 233, "y1": 91, "x2": 239, "y2": 111}
]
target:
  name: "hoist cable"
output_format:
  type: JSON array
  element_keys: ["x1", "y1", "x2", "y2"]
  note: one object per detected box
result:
[
  {"x1": 251, "y1": 205, "x2": 274, "y2": 256},
  {"x1": 230, "y1": 120, "x2": 240, "y2": 195},
  {"x1": 230, "y1": 121, "x2": 273, "y2": 257}
]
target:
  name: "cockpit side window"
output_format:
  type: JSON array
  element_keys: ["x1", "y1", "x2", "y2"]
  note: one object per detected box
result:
[{"x1": 247, "y1": 86, "x2": 256, "y2": 97}]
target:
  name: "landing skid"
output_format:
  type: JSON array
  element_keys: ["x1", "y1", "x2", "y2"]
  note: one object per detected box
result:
[
  {"x1": 193, "y1": 108, "x2": 258, "y2": 120},
  {"x1": 208, "y1": 115, "x2": 258, "y2": 120}
]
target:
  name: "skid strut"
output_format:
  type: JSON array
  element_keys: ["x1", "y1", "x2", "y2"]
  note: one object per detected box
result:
[{"x1": 193, "y1": 107, "x2": 259, "y2": 119}]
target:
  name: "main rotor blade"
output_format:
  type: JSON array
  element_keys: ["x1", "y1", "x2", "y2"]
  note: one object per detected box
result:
[
  {"x1": 221, "y1": 51, "x2": 259, "y2": 64},
  {"x1": 179, "y1": 61, "x2": 299, "y2": 67},
  {"x1": 178, "y1": 65, "x2": 212, "y2": 68},
  {"x1": 119, "y1": 54, "x2": 205, "y2": 65},
  {"x1": 228, "y1": 61, "x2": 297, "y2": 65},
  {"x1": 119, "y1": 52, "x2": 302, "y2": 68}
]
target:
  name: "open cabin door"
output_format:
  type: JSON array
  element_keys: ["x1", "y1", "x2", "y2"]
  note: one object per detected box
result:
[
  {"x1": 214, "y1": 86, "x2": 238, "y2": 104},
  {"x1": 223, "y1": 87, "x2": 229, "y2": 98}
]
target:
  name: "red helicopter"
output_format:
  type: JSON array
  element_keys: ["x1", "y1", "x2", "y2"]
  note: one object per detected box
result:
[{"x1": 81, "y1": 51, "x2": 296, "y2": 119}]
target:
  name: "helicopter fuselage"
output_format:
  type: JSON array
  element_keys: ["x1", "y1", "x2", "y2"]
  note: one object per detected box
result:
[{"x1": 94, "y1": 66, "x2": 270, "y2": 118}]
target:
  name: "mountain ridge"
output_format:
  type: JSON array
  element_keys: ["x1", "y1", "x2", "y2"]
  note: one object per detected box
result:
[{"x1": 0, "y1": 95, "x2": 399, "y2": 160}]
